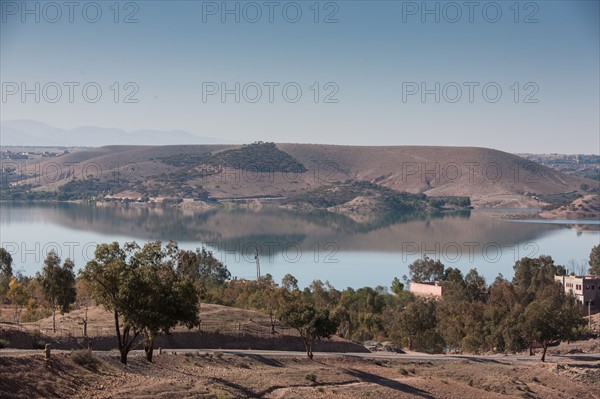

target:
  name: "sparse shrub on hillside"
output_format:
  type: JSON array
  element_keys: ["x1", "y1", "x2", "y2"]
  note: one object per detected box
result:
[
  {"x1": 284, "y1": 180, "x2": 470, "y2": 213},
  {"x1": 158, "y1": 153, "x2": 210, "y2": 167},
  {"x1": 208, "y1": 142, "x2": 307, "y2": 173},
  {"x1": 71, "y1": 349, "x2": 101, "y2": 370},
  {"x1": 21, "y1": 307, "x2": 52, "y2": 323},
  {"x1": 31, "y1": 331, "x2": 46, "y2": 349}
]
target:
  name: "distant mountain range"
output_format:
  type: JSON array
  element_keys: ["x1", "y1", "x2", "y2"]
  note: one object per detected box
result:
[{"x1": 0, "y1": 120, "x2": 233, "y2": 147}]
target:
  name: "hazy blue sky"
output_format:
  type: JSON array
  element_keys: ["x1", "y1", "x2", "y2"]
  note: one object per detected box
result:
[{"x1": 1, "y1": 0, "x2": 599, "y2": 153}]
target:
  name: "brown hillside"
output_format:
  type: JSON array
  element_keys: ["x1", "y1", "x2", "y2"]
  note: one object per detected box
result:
[
  {"x1": 539, "y1": 195, "x2": 600, "y2": 220},
  {"x1": 14, "y1": 144, "x2": 593, "y2": 208},
  {"x1": 279, "y1": 144, "x2": 591, "y2": 208}
]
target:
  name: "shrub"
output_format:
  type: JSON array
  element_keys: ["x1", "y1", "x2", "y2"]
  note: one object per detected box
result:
[
  {"x1": 0, "y1": 339, "x2": 10, "y2": 349},
  {"x1": 71, "y1": 349, "x2": 101, "y2": 370},
  {"x1": 31, "y1": 331, "x2": 45, "y2": 349}
]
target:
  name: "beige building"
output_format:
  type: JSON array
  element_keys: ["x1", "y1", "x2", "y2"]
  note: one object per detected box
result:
[
  {"x1": 555, "y1": 275, "x2": 600, "y2": 314},
  {"x1": 409, "y1": 282, "x2": 443, "y2": 298}
]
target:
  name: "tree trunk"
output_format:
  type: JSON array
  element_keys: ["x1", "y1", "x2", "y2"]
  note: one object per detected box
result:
[
  {"x1": 52, "y1": 307, "x2": 56, "y2": 333},
  {"x1": 144, "y1": 334, "x2": 155, "y2": 362},
  {"x1": 269, "y1": 312, "x2": 275, "y2": 334},
  {"x1": 115, "y1": 311, "x2": 126, "y2": 364},
  {"x1": 83, "y1": 307, "x2": 88, "y2": 336},
  {"x1": 120, "y1": 349, "x2": 128, "y2": 365},
  {"x1": 301, "y1": 336, "x2": 313, "y2": 359},
  {"x1": 529, "y1": 345, "x2": 534, "y2": 356},
  {"x1": 541, "y1": 343, "x2": 548, "y2": 362},
  {"x1": 307, "y1": 339, "x2": 314, "y2": 360}
]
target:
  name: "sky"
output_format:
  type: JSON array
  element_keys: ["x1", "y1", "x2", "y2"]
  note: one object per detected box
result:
[{"x1": 1, "y1": 0, "x2": 599, "y2": 153}]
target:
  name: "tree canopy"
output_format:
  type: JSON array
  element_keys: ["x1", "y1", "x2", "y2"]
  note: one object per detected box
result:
[
  {"x1": 408, "y1": 257, "x2": 445, "y2": 283},
  {"x1": 277, "y1": 291, "x2": 338, "y2": 359},
  {"x1": 82, "y1": 241, "x2": 200, "y2": 363},
  {"x1": 589, "y1": 244, "x2": 600, "y2": 275},
  {"x1": 0, "y1": 247, "x2": 13, "y2": 301},
  {"x1": 39, "y1": 250, "x2": 76, "y2": 333}
]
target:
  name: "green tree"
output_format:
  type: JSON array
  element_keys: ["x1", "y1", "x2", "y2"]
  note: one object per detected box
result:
[
  {"x1": 177, "y1": 247, "x2": 230, "y2": 302},
  {"x1": 395, "y1": 297, "x2": 440, "y2": 351},
  {"x1": 75, "y1": 278, "x2": 94, "y2": 337},
  {"x1": 277, "y1": 292, "x2": 338, "y2": 359},
  {"x1": 520, "y1": 285, "x2": 584, "y2": 361},
  {"x1": 464, "y1": 269, "x2": 487, "y2": 302},
  {"x1": 82, "y1": 241, "x2": 200, "y2": 364},
  {"x1": 408, "y1": 257, "x2": 444, "y2": 283},
  {"x1": 308, "y1": 280, "x2": 340, "y2": 311},
  {"x1": 177, "y1": 247, "x2": 230, "y2": 284},
  {"x1": 128, "y1": 242, "x2": 200, "y2": 361},
  {"x1": 7, "y1": 277, "x2": 29, "y2": 324},
  {"x1": 81, "y1": 242, "x2": 139, "y2": 364},
  {"x1": 512, "y1": 255, "x2": 560, "y2": 306},
  {"x1": 40, "y1": 251, "x2": 76, "y2": 333},
  {"x1": 281, "y1": 274, "x2": 299, "y2": 291},
  {"x1": 483, "y1": 275, "x2": 524, "y2": 352},
  {"x1": 248, "y1": 283, "x2": 283, "y2": 335},
  {"x1": 390, "y1": 277, "x2": 404, "y2": 295},
  {"x1": 0, "y1": 247, "x2": 13, "y2": 301},
  {"x1": 589, "y1": 244, "x2": 600, "y2": 275},
  {"x1": 334, "y1": 287, "x2": 387, "y2": 341}
]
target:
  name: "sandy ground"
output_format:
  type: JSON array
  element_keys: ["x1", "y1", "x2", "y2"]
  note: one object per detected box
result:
[
  {"x1": 1, "y1": 349, "x2": 599, "y2": 399},
  {"x1": 1, "y1": 305, "x2": 600, "y2": 398}
]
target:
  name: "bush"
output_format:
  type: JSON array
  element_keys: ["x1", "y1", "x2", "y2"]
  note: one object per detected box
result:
[
  {"x1": 0, "y1": 339, "x2": 10, "y2": 349},
  {"x1": 71, "y1": 349, "x2": 101, "y2": 370},
  {"x1": 21, "y1": 308, "x2": 52, "y2": 323},
  {"x1": 31, "y1": 331, "x2": 45, "y2": 349}
]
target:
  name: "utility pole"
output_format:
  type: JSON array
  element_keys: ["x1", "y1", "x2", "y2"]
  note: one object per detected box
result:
[
  {"x1": 589, "y1": 300, "x2": 592, "y2": 330},
  {"x1": 255, "y1": 247, "x2": 261, "y2": 281}
]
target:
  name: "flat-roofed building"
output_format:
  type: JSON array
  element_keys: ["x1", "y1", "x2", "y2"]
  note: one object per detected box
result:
[
  {"x1": 555, "y1": 275, "x2": 600, "y2": 314},
  {"x1": 409, "y1": 281, "x2": 443, "y2": 298}
]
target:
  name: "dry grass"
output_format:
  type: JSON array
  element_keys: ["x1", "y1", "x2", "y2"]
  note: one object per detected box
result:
[
  {"x1": 0, "y1": 304, "x2": 364, "y2": 353},
  {"x1": 1, "y1": 351, "x2": 598, "y2": 399}
]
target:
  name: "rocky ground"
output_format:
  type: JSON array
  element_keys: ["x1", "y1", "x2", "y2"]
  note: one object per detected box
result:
[{"x1": 1, "y1": 349, "x2": 599, "y2": 399}]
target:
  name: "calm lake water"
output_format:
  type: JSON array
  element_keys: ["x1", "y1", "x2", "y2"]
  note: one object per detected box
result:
[{"x1": 1, "y1": 202, "x2": 599, "y2": 289}]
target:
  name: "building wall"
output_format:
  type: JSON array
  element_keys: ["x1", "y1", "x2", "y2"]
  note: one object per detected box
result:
[
  {"x1": 409, "y1": 282, "x2": 443, "y2": 298},
  {"x1": 555, "y1": 275, "x2": 600, "y2": 314}
]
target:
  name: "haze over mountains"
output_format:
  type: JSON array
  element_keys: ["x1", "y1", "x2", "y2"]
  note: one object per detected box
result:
[{"x1": 0, "y1": 120, "x2": 231, "y2": 146}]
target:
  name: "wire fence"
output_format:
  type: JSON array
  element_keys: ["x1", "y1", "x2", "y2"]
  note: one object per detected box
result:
[{"x1": 2, "y1": 319, "x2": 298, "y2": 339}]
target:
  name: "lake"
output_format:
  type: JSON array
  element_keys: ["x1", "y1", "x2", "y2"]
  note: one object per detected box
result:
[{"x1": 1, "y1": 202, "x2": 598, "y2": 289}]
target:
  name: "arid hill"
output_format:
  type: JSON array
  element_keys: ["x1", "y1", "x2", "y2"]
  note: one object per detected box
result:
[
  {"x1": 539, "y1": 194, "x2": 600, "y2": 220},
  {"x1": 4, "y1": 144, "x2": 594, "y2": 209}
]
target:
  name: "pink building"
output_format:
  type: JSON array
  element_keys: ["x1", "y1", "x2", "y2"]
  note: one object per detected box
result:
[{"x1": 409, "y1": 282, "x2": 443, "y2": 298}]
